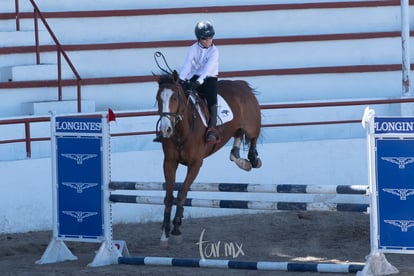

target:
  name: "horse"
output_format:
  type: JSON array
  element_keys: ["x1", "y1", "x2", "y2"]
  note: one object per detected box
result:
[{"x1": 155, "y1": 70, "x2": 262, "y2": 246}]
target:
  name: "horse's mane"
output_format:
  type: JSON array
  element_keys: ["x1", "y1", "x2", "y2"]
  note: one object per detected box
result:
[
  {"x1": 158, "y1": 73, "x2": 173, "y2": 85},
  {"x1": 157, "y1": 71, "x2": 181, "y2": 87}
]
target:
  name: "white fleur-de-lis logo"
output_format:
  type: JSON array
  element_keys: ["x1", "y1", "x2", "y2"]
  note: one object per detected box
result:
[
  {"x1": 382, "y1": 188, "x2": 414, "y2": 200},
  {"x1": 62, "y1": 211, "x2": 98, "y2": 222},
  {"x1": 62, "y1": 182, "x2": 98, "y2": 193},
  {"x1": 384, "y1": 220, "x2": 414, "y2": 232},
  {"x1": 61, "y1": 153, "x2": 97, "y2": 165},
  {"x1": 381, "y1": 157, "x2": 414, "y2": 169}
]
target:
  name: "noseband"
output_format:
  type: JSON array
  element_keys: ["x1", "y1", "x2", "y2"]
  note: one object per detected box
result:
[{"x1": 159, "y1": 111, "x2": 183, "y2": 128}]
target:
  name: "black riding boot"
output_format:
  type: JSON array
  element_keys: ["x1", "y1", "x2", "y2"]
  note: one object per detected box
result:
[{"x1": 206, "y1": 104, "x2": 220, "y2": 144}]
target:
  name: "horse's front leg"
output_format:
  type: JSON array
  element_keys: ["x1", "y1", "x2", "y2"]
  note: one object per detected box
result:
[
  {"x1": 160, "y1": 159, "x2": 178, "y2": 247},
  {"x1": 160, "y1": 191, "x2": 173, "y2": 246},
  {"x1": 171, "y1": 162, "x2": 202, "y2": 236}
]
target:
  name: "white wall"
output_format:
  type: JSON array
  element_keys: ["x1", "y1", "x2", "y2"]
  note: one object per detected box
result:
[{"x1": 0, "y1": 138, "x2": 369, "y2": 234}]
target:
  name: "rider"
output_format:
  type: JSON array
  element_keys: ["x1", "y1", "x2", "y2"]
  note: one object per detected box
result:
[
  {"x1": 180, "y1": 21, "x2": 220, "y2": 144},
  {"x1": 154, "y1": 21, "x2": 220, "y2": 144}
]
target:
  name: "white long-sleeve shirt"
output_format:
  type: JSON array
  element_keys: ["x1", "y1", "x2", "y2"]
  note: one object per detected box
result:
[{"x1": 179, "y1": 42, "x2": 219, "y2": 84}]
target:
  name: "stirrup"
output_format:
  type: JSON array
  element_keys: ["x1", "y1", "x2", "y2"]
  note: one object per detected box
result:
[{"x1": 206, "y1": 128, "x2": 220, "y2": 144}]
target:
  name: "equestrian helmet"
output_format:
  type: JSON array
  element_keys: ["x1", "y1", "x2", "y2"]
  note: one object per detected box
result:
[{"x1": 194, "y1": 21, "x2": 215, "y2": 40}]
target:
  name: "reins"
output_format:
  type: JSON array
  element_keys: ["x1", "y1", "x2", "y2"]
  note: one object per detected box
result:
[
  {"x1": 154, "y1": 51, "x2": 173, "y2": 75},
  {"x1": 154, "y1": 51, "x2": 199, "y2": 139}
]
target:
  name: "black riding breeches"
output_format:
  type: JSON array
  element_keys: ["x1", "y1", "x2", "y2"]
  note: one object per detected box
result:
[{"x1": 191, "y1": 76, "x2": 218, "y2": 109}]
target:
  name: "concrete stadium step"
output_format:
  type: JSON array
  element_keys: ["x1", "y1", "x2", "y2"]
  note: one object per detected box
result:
[
  {"x1": 18, "y1": 4, "x2": 402, "y2": 45},
  {"x1": 0, "y1": 67, "x2": 12, "y2": 82},
  {"x1": 1, "y1": 69, "x2": 406, "y2": 113},
  {"x1": 0, "y1": 82, "x2": 156, "y2": 117},
  {"x1": 0, "y1": 31, "x2": 52, "y2": 47},
  {"x1": 11, "y1": 64, "x2": 75, "y2": 81},
  {"x1": 1, "y1": 32, "x2": 406, "y2": 74},
  {"x1": 4, "y1": 36, "x2": 402, "y2": 79},
  {"x1": 14, "y1": 0, "x2": 399, "y2": 12}
]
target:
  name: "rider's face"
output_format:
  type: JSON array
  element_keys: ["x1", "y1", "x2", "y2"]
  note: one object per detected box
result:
[{"x1": 199, "y1": 37, "x2": 213, "y2": 48}]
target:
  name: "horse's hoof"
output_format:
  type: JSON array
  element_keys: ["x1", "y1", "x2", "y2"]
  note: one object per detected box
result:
[
  {"x1": 170, "y1": 234, "x2": 183, "y2": 244},
  {"x1": 171, "y1": 228, "x2": 182, "y2": 236},
  {"x1": 253, "y1": 158, "x2": 262, "y2": 169},
  {"x1": 230, "y1": 153, "x2": 254, "y2": 171},
  {"x1": 160, "y1": 239, "x2": 169, "y2": 248},
  {"x1": 234, "y1": 158, "x2": 252, "y2": 171},
  {"x1": 160, "y1": 230, "x2": 169, "y2": 248},
  {"x1": 160, "y1": 234, "x2": 169, "y2": 248}
]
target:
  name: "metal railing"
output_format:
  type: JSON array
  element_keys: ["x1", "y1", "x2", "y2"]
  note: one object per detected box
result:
[
  {"x1": 2, "y1": 98, "x2": 414, "y2": 159},
  {"x1": 0, "y1": 116, "x2": 50, "y2": 159},
  {"x1": 28, "y1": 0, "x2": 83, "y2": 112}
]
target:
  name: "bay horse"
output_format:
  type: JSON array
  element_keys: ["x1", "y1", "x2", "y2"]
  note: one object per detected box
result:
[{"x1": 155, "y1": 70, "x2": 262, "y2": 246}]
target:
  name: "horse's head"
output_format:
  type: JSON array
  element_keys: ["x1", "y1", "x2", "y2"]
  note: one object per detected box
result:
[{"x1": 155, "y1": 70, "x2": 186, "y2": 139}]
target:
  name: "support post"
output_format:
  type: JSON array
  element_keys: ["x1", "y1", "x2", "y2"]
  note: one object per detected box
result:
[{"x1": 400, "y1": 0, "x2": 413, "y2": 116}]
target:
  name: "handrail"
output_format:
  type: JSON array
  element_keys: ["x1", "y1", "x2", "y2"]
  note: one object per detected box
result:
[
  {"x1": 0, "y1": 116, "x2": 50, "y2": 158},
  {"x1": 14, "y1": 0, "x2": 20, "y2": 31},
  {"x1": 1, "y1": 98, "x2": 414, "y2": 159},
  {"x1": 29, "y1": 0, "x2": 83, "y2": 112}
]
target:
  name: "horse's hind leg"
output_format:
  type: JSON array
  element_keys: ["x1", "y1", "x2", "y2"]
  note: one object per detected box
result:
[
  {"x1": 230, "y1": 135, "x2": 252, "y2": 171},
  {"x1": 248, "y1": 137, "x2": 262, "y2": 168}
]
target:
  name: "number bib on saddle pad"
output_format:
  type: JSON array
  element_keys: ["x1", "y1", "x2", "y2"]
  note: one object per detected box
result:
[{"x1": 189, "y1": 94, "x2": 233, "y2": 127}]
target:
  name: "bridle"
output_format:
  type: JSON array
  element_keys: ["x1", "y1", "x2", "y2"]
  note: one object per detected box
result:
[
  {"x1": 155, "y1": 83, "x2": 186, "y2": 134},
  {"x1": 153, "y1": 51, "x2": 192, "y2": 137}
]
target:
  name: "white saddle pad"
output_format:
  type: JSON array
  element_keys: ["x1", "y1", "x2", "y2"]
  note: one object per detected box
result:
[{"x1": 189, "y1": 94, "x2": 233, "y2": 127}]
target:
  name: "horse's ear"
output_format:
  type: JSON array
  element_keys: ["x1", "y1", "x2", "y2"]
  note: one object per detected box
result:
[
  {"x1": 172, "y1": 70, "x2": 179, "y2": 83},
  {"x1": 152, "y1": 72, "x2": 162, "y2": 84}
]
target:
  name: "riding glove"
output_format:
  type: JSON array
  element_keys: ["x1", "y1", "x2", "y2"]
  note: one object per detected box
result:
[{"x1": 187, "y1": 80, "x2": 201, "y2": 91}]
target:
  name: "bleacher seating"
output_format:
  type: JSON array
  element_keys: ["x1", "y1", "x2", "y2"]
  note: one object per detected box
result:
[{"x1": 0, "y1": 0, "x2": 412, "y2": 150}]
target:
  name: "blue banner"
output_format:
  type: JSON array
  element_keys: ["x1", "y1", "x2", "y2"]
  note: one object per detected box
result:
[
  {"x1": 374, "y1": 117, "x2": 414, "y2": 134},
  {"x1": 56, "y1": 136, "x2": 103, "y2": 239},
  {"x1": 376, "y1": 139, "x2": 414, "y2": 250},
  {"x1": 55, "y1": 117, "x2": 102, "y2": 134}
]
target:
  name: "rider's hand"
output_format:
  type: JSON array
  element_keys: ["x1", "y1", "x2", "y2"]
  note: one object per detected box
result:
[{"x1": 188, "y1": 80, "x2": 201, "y2": 91}]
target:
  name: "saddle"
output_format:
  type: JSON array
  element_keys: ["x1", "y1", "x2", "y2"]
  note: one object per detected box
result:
[
  {"x1": 185, "y1": 89, "x2": 233, "y2": 127},
  {"x1": 186, "y1": 90, "x2": 210, "y2": 120}
]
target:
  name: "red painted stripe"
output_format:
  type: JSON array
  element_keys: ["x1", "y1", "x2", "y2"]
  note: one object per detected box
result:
[
  {"x1": 0, "y1": 64, "x2": 405, "y2": 89},
  {"x1": 0, "y1": 0, "x2": 404, "y2": 20},
  {"x1": 0, "y1": 31, "x2": 406, "y2": 54}
]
